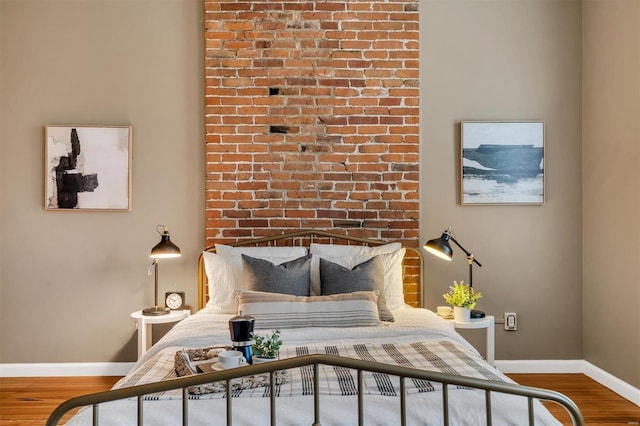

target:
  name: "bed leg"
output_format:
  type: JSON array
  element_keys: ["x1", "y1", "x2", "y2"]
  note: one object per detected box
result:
[
  {"x1": 312, "y1": 363, "x2": 321, "y2": 426},
  {"x1": 528, "y1": 397, "x2": 535, "y2": 426},
  {"x1": 92, "y1": 403, "x2": 98, "y2": 426},
  {"x1": 485, "y1": 390, "x2": 492, "y2": 426},
  {"x1": 137, "y1": 395, "x2": 144, "y2": 425},
  {"x1": 226, "y1": 379, "x2": 232, "y2": 426},
  {"x1": 442, "y1": 383, "x2": 449, "y2": 426},
  {"x1": 270, "y1": 371, "x2": 276, "y2": 426},
  {"x1": 182, "y1": 388, "x2": 189, "y2": 426},
  {"x1": 400, "y1": 377, "x2": 407, "y2": 426},
  {"x1": 358, "y1": 369, "x2": 364, "y2": 426}
]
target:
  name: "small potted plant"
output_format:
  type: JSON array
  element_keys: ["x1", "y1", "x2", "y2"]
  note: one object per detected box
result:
[
  {"x1": 251, "y1": 329, "x2": 282, "y2": 363},
  {"x1": 443, "y1": 281, "x2": 482, "y2": 322}
]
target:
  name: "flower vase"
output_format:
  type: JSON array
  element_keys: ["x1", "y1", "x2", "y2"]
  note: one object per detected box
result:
[{"x1": 453, "y1": 306, "x2": 471, "y2": 323}]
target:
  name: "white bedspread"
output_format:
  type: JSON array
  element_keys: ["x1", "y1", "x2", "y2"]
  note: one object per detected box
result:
[{"x1": 66, "y1": 307, "x2": 561, "y2": 426}]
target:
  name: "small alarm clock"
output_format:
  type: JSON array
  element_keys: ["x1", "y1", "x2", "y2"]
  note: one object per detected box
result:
[{"x1": 165, "y1": 291, "x2": 185, "y2": 310}]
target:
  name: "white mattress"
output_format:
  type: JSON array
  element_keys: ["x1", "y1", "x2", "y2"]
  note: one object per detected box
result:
[{"x1": 65, "y1": 306, "x2": 561, "y2": 426}]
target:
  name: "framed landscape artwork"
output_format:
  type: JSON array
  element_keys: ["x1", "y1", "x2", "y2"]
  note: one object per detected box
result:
[
  {"x1": 460, "y1": 121, "x2": 544, "y2": 205},
  {"x1": 44, "y1": 125, "x2": 132, "y2": 211}
]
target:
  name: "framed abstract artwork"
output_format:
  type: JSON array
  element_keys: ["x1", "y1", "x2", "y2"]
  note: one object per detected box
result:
[
  {"x1": 44, "y1": 125, "x2": 132, "y2": 211},
  {"x1": 460, "y1": 121, "x2": 544, "y2": 205}
]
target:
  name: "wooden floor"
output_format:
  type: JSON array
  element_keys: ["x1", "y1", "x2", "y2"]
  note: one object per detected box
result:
[
  {"x1": 0, "y1": 374, "x2": 638, "y2": 425},
  {"x1": 0, "y1": 376, "x2": 121, "y2": 426}
]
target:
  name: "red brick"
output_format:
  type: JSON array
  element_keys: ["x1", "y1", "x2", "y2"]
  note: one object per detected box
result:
[
  {"x1": 270, "y1": 219, "x2": 303, "y2": 228},
  {"x1": 222, "y1": 229, "x2": 253, "y2": 238},
  {"x1": 319, "y1": 191, "x2": 348, "y2": 200},
  {"x1": 223, "y1": 209, "x2": 252, "y2": 219},
  {"x1": 373, "y1": 21, "x2": 406, "y2": 30},
  {"x1": 333, "y1": 201, "x2": 364, "y2": 209},
  {"x1": 205, "y1": 32, "x2": 235, "y2": 40},
  {"x1": 315, "y1": 2, "x2": 346, "y2": 11},
  {"x1": 301, "y1": 200, "x2": 332, "y2": 209},
  {"x1": 301, "y1": 219, "x2": 334, "y2": 228},
  {"x1": 374, "y1": 3, "x2": 404, "y2": 11},
  {"x1": 317, "y1": 210, "x2": 348, "y2": 219},
  {"x1": 349, "y1": 210, "x2": 378, "y2": 219},
  {"x1": 325, "y1": 31, "x2": 356, "y2": 40},
  {"x1": 350, "y1": 192, "x2": 381, "y2": 201},
  {"x1": 252, "y1": 209, "x2": 285, "y2": 218},
  {"x1": 357, "y1": 163, "x2": 388, "y2": 172}
]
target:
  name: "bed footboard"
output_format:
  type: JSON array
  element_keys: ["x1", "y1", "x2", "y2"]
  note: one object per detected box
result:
[{"x1": 46, "y1": 355, "x2": 584, "y2": 426}]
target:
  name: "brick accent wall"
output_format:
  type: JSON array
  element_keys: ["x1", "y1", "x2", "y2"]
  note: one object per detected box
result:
[{"x1": 204, "y1": 0, "x2": 419, "y2": 247}]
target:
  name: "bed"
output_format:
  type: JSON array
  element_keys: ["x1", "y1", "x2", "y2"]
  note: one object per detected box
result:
[{"x1": 48, "y1": 230, "x2": 583, "y2": 426}]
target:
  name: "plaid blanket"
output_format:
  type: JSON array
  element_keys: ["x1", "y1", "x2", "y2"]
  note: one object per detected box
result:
[{"x1": 116, "y1": 338, "x2": 503, "y2": 400}]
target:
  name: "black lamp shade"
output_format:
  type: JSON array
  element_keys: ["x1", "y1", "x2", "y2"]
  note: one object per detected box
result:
[
  {"x1": 424, "y1": 233, "x2": 453, "y2": 261},
  {"x1": 150, "y1": 228, "x2": 181, "y2": 259}
]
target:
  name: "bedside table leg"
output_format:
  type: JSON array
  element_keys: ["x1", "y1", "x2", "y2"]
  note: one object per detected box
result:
[
  {"x1": 486, "y1": 322, "x2": 495, "y2": 366},
  {"x1": 137, "y1": 322, "x2": 153, "y2": 359},
  {"x1": 145, "y1": 324, "x2": 153, "y2": 354}
]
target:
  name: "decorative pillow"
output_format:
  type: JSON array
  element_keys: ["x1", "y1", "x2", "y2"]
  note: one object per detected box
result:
[
  {"x1": 203, "y1": 249, "x2": 306, "y2": 313},
  {"x1": 310, "y1": 243, "x2": 406, "y2": 310},
  {"x1": 319, "y1": 256, "x2": 394, "y2": 322},
  {"x1": 309, "y1": 253, "x2": 371, "y2": 296},
  {"x1": 236, "y1": 290, "x2": 381, "y2": 329},
  {"x1": 242, "y1": 254, "x2": 312, "y2": 296}
]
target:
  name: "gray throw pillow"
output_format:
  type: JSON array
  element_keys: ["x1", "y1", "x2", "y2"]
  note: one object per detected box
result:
[
  {"x1": 242, "y1": 254, "x2": 312, "y2": 296},
  {"x1": 319, "y1": 256, "x2": 394, "y2": 322}
]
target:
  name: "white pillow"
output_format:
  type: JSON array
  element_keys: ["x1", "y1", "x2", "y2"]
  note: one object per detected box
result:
[
  {"x1": 310, "y1": 243, "x2": 406, "y2": 310},
  {"x1": 203, "y1": 244, "x2": 308, "y2": 313},
  {"x1": 202, "y1": 252, "x2": 236, "y2": 313},
  {"x1": 310, "y1": 242, "x2": 401, "y2": 257},
  {"x1": 236, "y1": 290, "x2": 381, "y2": 329},
  {"x1": 216, "y1": 244, "x2": 307, "y2": 258}
]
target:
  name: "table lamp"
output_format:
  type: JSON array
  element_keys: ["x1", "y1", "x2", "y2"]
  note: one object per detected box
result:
[
  {"x1": 424, "y1": 227, "x2": 485, "y2": 318},
  {"x1": 143, "y1": 225, "x2": 181, "y2": 316}
]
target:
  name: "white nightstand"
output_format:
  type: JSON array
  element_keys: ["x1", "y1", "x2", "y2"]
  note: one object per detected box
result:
[
  {"x1": 130, "y1": 310, "x2": 190, "y2": 359},
  {"x1": 451, "y1": 315, "x2": 495, "y2": 366}
]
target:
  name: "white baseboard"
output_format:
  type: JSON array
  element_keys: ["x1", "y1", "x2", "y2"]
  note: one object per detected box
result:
[
  {"x1": 1, "y1": 360, "x2": 637, "y2": 406},
  {"x1": 496, "y1": 359, "x2": 639, "y2": 406},
  {"x1": 582, "y1": 361, "x2": 640, "y2": 406},
  {"x1": 495, "y1": 359, "x2": 585, "y2": 374},
  {"x1": 0, "y1": 362, "x2": 134, "y2": 377}
]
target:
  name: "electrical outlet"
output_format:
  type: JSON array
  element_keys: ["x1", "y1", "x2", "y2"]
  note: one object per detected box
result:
[{"x1": 504, "y1": 312, "x2": 517, "y2": 330}]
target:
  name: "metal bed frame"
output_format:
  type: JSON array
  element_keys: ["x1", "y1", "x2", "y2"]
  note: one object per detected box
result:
[
  {"x1": 46, "y1": 354, "x2": 583, "y2": 426},
  {"x1": 46, "y1": 230, "x2": 584, "y2": 425}
]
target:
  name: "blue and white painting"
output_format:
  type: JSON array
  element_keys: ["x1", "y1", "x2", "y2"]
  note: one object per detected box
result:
[{"x1": 461, "y1": 121, "x2": 544, "y2": 205}]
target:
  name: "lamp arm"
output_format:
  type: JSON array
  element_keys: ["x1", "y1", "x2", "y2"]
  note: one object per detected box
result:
[{"x1": 448, "y1": 235, "x2": 482, "y2": 267}]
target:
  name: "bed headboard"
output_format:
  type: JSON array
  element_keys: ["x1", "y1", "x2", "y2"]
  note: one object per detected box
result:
[{"x1": 197, "y1": 229, "x2": 423, "y2": 310}]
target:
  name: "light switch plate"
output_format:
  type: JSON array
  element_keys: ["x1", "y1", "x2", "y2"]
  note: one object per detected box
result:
[{"x1": 504, "y1": 312, "x2": 517, "y2": 330}]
